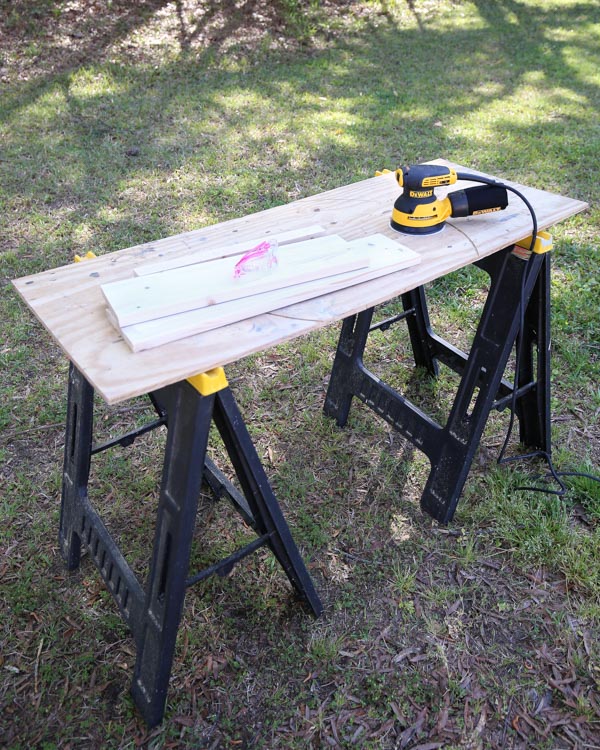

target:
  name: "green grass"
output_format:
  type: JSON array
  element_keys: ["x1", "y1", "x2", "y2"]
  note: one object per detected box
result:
[{"x1": 1, "y1": 0, "x2": 599, "y2": 747}]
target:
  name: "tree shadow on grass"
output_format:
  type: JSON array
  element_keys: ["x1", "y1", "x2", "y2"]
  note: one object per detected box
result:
[{"x1": 1, "y1": 1, "x2": 597, "y2": 263}]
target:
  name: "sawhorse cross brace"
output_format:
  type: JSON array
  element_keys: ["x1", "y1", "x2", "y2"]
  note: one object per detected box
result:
[
  {"x1": 324, "y1": 243, "x2": 551, "y2": 524},
  {"x1": 59, "y1": 365, "x2": 322, "y2": 727}
]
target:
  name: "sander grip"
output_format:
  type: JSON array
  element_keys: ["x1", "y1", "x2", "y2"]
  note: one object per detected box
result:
[{"x1": 449, "y1": 185, "x2": 508, "y2": 217}]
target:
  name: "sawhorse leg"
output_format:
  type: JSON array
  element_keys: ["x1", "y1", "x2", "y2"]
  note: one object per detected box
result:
[
  {"x1": 324, "y1": 246, "x2": 551, "y2": 524},
  {"x1": 59, "y1": 365, "x2": 321, "y2": 727},
  {"x1": 513, "y1": 248, "x2": 551, "y2": 452}
]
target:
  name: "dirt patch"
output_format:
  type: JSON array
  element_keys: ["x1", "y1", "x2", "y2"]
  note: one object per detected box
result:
[{"x1": 0, "y1": 0, "x2": 371, "y2": 85}]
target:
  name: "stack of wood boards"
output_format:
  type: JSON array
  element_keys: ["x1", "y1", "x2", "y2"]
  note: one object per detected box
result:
[{"x1": 101, "y1": 231, "x2": 421, "y2": 352}]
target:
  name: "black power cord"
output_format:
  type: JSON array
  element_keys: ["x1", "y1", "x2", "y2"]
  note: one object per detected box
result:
[{"x1": 454, "y1": 173, "x2": 600, "y2": 499}]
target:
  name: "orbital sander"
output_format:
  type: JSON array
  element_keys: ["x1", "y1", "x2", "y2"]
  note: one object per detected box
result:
[{"x1": 389, "y1": 163, "x2": 509, "y2": 235}]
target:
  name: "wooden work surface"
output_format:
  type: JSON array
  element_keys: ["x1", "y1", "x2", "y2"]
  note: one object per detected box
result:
[{"x1": 13, "y1": 160, "x2": 588, "y2": 405}]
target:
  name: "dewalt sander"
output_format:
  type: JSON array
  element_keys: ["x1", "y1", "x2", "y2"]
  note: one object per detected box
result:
[{"x1": 389, "y1": 163, "x2": 509, "y2": 235}]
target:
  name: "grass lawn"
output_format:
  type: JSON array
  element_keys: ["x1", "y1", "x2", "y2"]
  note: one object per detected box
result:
[{"x1": 1, "y1": 1, "x2": 599, "y2": 747}]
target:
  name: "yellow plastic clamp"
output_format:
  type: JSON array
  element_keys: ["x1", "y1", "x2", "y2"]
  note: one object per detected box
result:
[
  {"x1": 515, "y1": 230, "x2": 553, "y2": 255},
  {"x1": 74, "y1": 251, "x2": 97, "y2": 262},
  {"x1": 375, "y1": 169, "x2": 392, "y2": 176},
  {"x1": 187, "y1": 367, "x2": 228, "y2": 396}
]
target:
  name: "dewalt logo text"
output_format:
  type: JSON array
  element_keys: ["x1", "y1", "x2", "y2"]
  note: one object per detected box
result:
[
  {"x1": 472, "y1": 207, "x2": 502, "y2": 215},
  {"x1": 409, "y1": 189, "x2": 434, "y2": 199}
]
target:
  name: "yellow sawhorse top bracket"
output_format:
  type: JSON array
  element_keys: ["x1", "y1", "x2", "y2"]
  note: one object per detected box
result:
[
  {"x1": 187, "y1": 367, "x2": 228, "y2": 396},
  {"x1": 518, "y1": 230, "x2": 553, "y2": 254},
  {"x1": 74, "y1": 251, "x2": 97, "y2": 262},
  {"x1": 512, "y1": 230, "x2": 553, "y2": 261}
]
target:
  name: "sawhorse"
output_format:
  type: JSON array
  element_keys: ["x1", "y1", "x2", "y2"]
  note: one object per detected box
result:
[
  {"x1": 324, "y1": 241, "x2": 551, "y2": 523},
  {"x1": 59, "y1": 365, "x2": 322, "y2": 727}
]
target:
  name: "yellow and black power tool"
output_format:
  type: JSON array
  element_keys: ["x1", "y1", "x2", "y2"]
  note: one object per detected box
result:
[{"x1": 390, "y1": 163, "x2": 509, "y2": 235}]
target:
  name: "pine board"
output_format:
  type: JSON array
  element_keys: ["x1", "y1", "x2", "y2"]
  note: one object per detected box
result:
[
  {"x1": 135, "y1": 224, "x2": 327, "y2": 277},
  {"x1": 119, "y1": 234, "x2": 420, "y2": 351},
  {"x1": 102, "y1": 235, "x2": 365, "y2": 328}
]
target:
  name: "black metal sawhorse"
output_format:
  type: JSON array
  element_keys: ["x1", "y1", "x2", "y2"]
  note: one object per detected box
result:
[
  {"x1": 324, "y1": 242, "x2": 551, "y2": 524},
  {"x1": 59, "y1": 365, "x2": 322, "y2": 727}
]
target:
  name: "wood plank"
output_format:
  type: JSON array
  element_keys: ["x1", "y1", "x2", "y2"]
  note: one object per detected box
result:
[
  {"x1": 119, "y1": 235, "x2": 420, "y2": 351},
  {"x1": 134, "y1": 224, "x2": 327, "y2": 277},
  {"x1": 101, "y1": 235, "x2": 367, "y2": 328}
]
